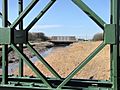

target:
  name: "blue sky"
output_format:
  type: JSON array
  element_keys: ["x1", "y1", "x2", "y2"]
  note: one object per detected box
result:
[{"x1": 0, "y1": 0, "x2": 110, "y2": 39}]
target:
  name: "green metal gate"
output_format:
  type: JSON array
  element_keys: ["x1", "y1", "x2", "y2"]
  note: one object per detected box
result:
[{"x1": 0, "y1": 0, "x2": 119, "y2": 90}]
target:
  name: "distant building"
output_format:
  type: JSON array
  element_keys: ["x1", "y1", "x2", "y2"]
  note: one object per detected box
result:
[{"x1": 49, "y1": 36, "x2": 78, "y2": 45}]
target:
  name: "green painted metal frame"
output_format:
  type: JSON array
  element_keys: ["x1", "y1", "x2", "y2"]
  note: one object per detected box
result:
[
  {"x1": 18, "y1": 0, "x2": 24, "y2": 77},
  {"x1": 110, "y1": 0, "x2": 120, "y2": 90},
  {"x1": 2, "y1": 0, "x2": 8, "y2": 84},
  {"x1": 0, "y1": 0, "x2": 119, "y2": 89},
  {"x1": 72, "y1": 0, "x2": 106, "y2": 30},
  {"x1": 26, "y1": 42, "x2": 61, "y2": 79}
]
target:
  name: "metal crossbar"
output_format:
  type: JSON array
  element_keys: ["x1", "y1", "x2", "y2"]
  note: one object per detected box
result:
[
  {"x1": 27, "y1": 42, "x2": 61, "y2": 79},
  {"x1": 11, "y1": 43, "x2": 53, "y2": 88},
  {"x1": 10, "y1": 0, "x2": 39, "y2": 29},
  {"x1": 72, "y1": 0, "x2": 106, "y2": 30},
  {"x1": 25, "y1": 0, "x2": 56, "y2": 31},
  {"x1": 57, "y1": 42, "x2": 106, "y2": 88}
]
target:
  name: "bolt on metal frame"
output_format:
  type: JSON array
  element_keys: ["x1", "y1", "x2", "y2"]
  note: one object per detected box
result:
[{"x1": 0, "y1": 0, "x2": 119, "y2": 90}]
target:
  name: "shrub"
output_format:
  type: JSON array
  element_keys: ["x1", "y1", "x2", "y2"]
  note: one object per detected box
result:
[
  {"x1": 92, "y1": 33, "x2": 103, "y2": 41},
  {"x1": 28, "y1": 32, "x2": 48, "y2": 41}
]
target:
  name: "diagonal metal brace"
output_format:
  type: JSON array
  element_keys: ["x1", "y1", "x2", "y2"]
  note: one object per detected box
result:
[
  {"x1": 10, "y1": 0, "x2": 39, "y2": 29},
  {"x1": 57, "y1": 42, "x2": 106, "y2": 88},
  {"x1": 27, "y1": 42, "x2": 61, "y2": 79},
  {"x1": 72, "y1": 0, "x2": 106, "y2": 30},
  {"x1": 25, "y1": 0, "x2": 56, "y2": 31},
  {"x1": 11, "y1": 43, "x2": 53, "y2": 88}
]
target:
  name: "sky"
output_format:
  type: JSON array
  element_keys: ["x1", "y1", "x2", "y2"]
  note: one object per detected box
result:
[{"x1": 0, "y1": 0, "x2": 110, "y2": 39}]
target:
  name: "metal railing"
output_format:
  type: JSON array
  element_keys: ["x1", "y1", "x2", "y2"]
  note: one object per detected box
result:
[{"x1": 0, "y1": 0, "x2": 119, "y2": 90}]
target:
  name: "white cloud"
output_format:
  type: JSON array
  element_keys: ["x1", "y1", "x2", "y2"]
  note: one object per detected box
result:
[{"x1": 31, "y1": 24, "x2": 63, "y2": 30}]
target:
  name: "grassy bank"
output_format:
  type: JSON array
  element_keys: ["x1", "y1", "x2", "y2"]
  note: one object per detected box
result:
[{"x1": 22, "y1": 41, "x2": 110, "y2": 80}]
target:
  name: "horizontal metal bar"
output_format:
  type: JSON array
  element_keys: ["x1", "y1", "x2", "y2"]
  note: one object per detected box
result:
[
  {"x1": 72, "y1": 0, "x2": 106, "y2": 30},
  {"x1": 10, "y1": 0, "x2": 39, "y2": 29},
  {"x1": 0, "y1": 86, "x2": 48, "y2": 90},
  {"x1": 0, "y1": 86, "x2": 112, "y2": 90},
  {"x1": 10, "y1": 43, "x2": 53, "y2": 88},
  {"x1": 57, "y1": 42, "x2": 106, "y2": 88},
  {"x1": 27, "y1": 42, "x2": 61, "y2": 79},
  {"x1": 0, "y1": 77, "x2": 112, "y2": 88},
  {"x1": 25, "y1": 0, "x2": 56, "y2": 31}
]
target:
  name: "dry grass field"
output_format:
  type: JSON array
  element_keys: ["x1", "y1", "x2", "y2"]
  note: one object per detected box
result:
[{"x1": 22, "y1": 41, "x2": 110, "y2": 80}]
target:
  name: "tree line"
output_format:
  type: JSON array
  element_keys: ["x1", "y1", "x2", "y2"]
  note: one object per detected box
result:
[
  {"x1": 28, "y1": 32, "x2": 49, "y2": 41},
  {"x1": 92, "y1": 33, "x2": 103, "y2": 41}
]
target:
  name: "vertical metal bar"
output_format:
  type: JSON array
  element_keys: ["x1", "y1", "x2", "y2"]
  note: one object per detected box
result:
[
  {"x1": 118, "y1": 0, "x2": 120, "y2": 89},
  {"x1": 2, "y1": 0, "x2": 8, "y2": 84},
  {"x1": 110, "y1": 0, "x2": 114, "y2": 86},
  {"x1": 110, "y1": 0, "x2": 119, "y2": 90},
  {"x1": 18, "y1": 0, "x2": 24, "y2": 77},
  {"x1": 0, "y1": 12, "x2": 11, "y2": 26}
]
